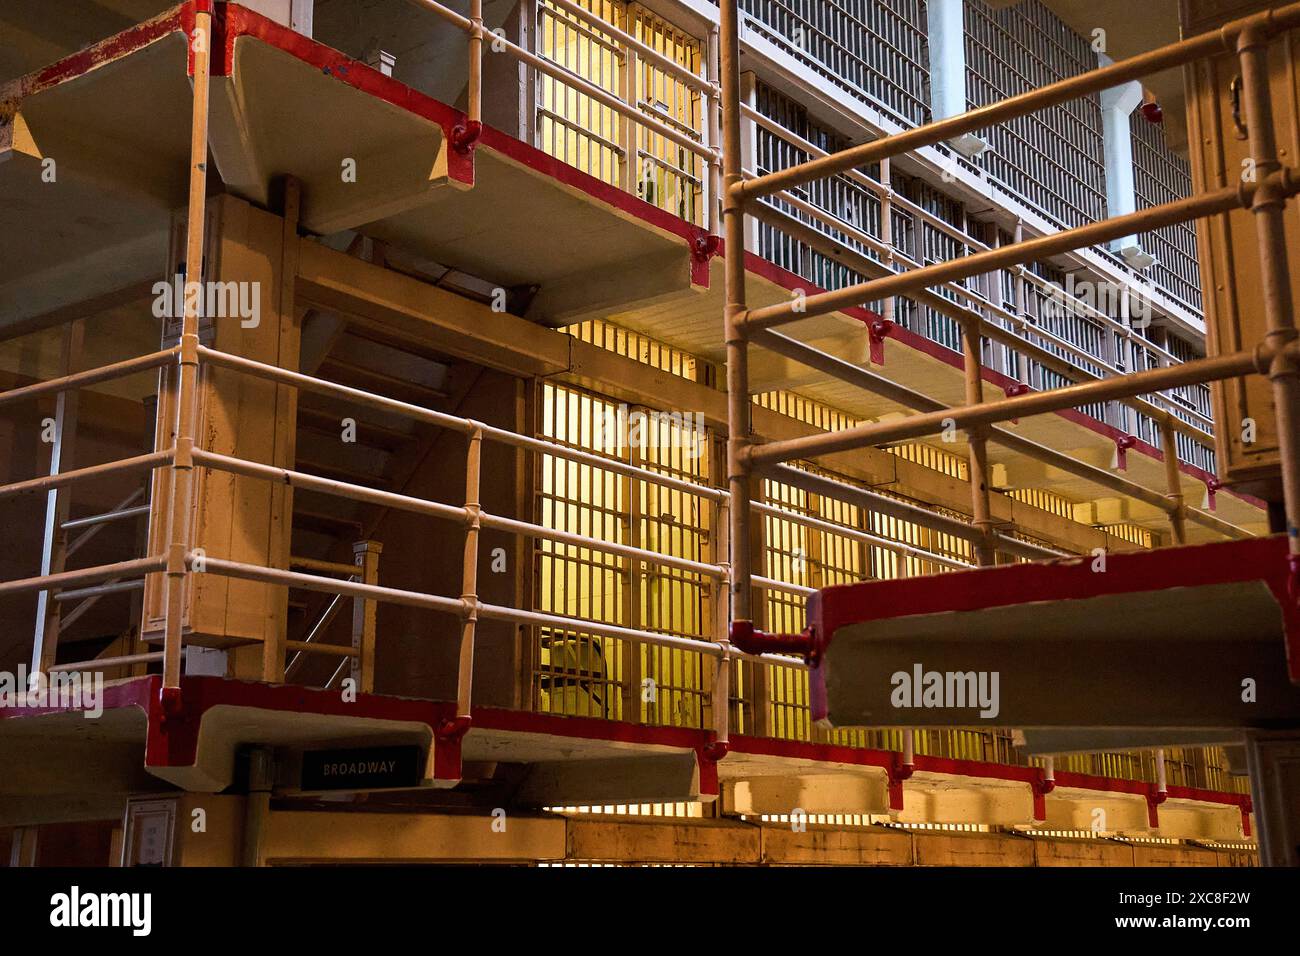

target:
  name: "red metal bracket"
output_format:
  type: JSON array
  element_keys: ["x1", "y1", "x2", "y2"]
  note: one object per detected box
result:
[
  {"x1": 868, "y1": 319, "x2": 894, "y2": 366},
  {"x1": 1146, "y1": 786, "x2": 1168, "y2": 829},
  {"x1": 1003, "y1": 381, "x2": 1030, "y2": 423},
  {"x1": 1204, "y1": 476, "x2": 1222, "y2": 511},
  {"x1": 691, "y1": 233, "x2": 721, "y2": 263},
  {"x1": 729, "y1": 620, "x2": 819, "y2": 662},
  {"x1": 886, "y1": 752, "x2": 914, "y2": 811},
  {"x1": 450, "y1": 119, "x2": 483, "y2": 154},
  {"x1": 1031, "y1": 771, "x2": 1056, "y2": 822},
  {"x1": 689, "y1": 233, "x2": 721, "y2": 287},
  {"x1": 158, "y1": 684, "x2": 184, "y2": 724},
  {"x1": 1113, "y1": 434, "x2": 1138, "y2": 471},
  {"x1": 691, "y1": 232, "x2": 722, "y2": 286},
  {"x1": 432, "y1": 715, "x2": 471, "y2": 781},
  {"x1": 700, "y1": 739, "x2": 729, "y2": 762},
  {"x1": 693, "y1": 746, "x2": 722, "y2": 798}
]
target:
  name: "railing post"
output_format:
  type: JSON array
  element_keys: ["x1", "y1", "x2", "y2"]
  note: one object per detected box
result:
[
  {"x1": 31, "y1": 318, "x2": 85, "y2": 677},
  {"x1": 722, "y1": 0, "x2": 750, "y2": 623},
  {"x1": 621, "y1": 411, "x2": 645, "y2": 724},
  {"x1": 716, "y1": 0, "x2": 751, "y2": 761},
  {"x1": 618, "y1": 24, "x2": 637, "y2": 196},
  {"x1": 879, "y1": 157, "x2": 897, "y2": 328},
  {"x1": 457, "y1": 427, "x2": 484, "y2": 721},
  {"x1": 1011, "y1": 220, "x2": 1029, "y2": 388},
  {"x1": 1159, "y1": 417, "x2": 1187, "y2": 545},
  {"x1": 1238, "y1": 25, "x2": 1300, "y2": 574},
  {"x1": 468, "y1": 0, "x2": 483, "y2": 128},
  {"x1": 705, "y1": 24, "x2": 722, "y2": 236},
  {"x1": 960, "y1": 315, "x2": 997, "y2": 566},
  {"x1": 161, "y1": 3, "x2": 214, "y2": 693},
  {"x1": 350, "y1": 540, "x2": 382, "y2": 694},
  {"x1": 710, "y1": 494, "x2": 732, "y2": 746}
]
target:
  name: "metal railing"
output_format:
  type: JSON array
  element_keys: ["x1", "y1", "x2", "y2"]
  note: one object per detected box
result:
[
  {"x1": 0, "y1": 0, "x2": 1270, "y2": 810},
  {"x1": 719, "y1": 0, "x2": 1300, "y2": 726},
  {"x1": 284, "y1": 546, "x2": 382, "y2": 691},
  {"x1": 727, "y1": 0, "x2": 931, "y2": 130},
  {"x1": 744, "y1": 89, "x2": 1219, "y2": 469},
  {"x1": 400, "y1": 0, "x2": 1217, "y2": 468},
  {"x1": 964, "y1": 0, "x2": 1108, "y2": 233}
]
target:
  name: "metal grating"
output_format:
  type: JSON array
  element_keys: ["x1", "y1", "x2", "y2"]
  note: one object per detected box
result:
[
  {"x1": 536, "y1": 0, "x2": 626, "y2": 191},
  {"x1": 1131, "y1": 110, "x2": 1204, "y2": 315},
  {"x1": 892, "y1": 172, "x2": 971, "y2": 353},
  {"x1": 533, "y1": 379, "x2": 714, "y2": 728},
  {"x1": 963, "y1": 0, "x2": 1107, "y2": 231},
  {"x1": 729, "y1": 0, "x2": 931, "y2": 128},
  {"x1": 752, "y1": 82, "x2": 879, "y2": 294},
  {"x1": 628, "y1": 5, "x2": 705, "y2": 224},
  {"x1": 536, "y1": 1, "x2": 705, "y2": 225},
  {"x1": 538, "y1": 324, "x2": 1230, "y2": 790}
]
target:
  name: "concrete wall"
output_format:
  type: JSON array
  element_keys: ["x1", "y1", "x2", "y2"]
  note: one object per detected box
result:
[{"x1": 24, "y1": 805, "x2": 1253, "y2": 866}]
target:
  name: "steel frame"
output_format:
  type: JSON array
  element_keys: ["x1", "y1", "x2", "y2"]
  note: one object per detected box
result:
[
  {"x1": 0, "y1": 0, "x2": 1287, "y2": 786},
  {"x1": 720, "y1": 1, "x2": 1300, "y2": 696}
]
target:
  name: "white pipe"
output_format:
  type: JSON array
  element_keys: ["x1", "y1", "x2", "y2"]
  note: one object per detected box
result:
[{"x1": 927, "y1": 0, "x2": 985, "y2": 157}]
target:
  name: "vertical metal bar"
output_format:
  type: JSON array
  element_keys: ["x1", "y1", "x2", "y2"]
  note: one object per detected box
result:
[
  {"x1": 469, "y1": 0, "x2": 484, "y2": 127},
  {"x1": 705, "y1": 24, "x2": 722, "y2": 235},
  {"x1": 711, "y1": 492, "x2": 731, "y2": 745},
  {"x1": 722, "y1": 0, "x2": 754, "y2": 749},
  {"x1": 241, "y1": 747, "x2": 274, "y2": 867},
  {"x1": 1238, "y1": 27, "x2": 1300, "y2": 570},
  {"x1": 264, "y1": 176, "x2": 302, "y2": 684},
  {"x1": 1012, "y1": 220, "x2": 1028, "y2": 387},
  {"x1": 721, "y1": 0, "x2": 750, "y2": 629},
  {"x1": 350, "y1": 540, "x2": 382, "y2": 694},
  {"x1": 31, "y1": 319, "x2": 85, "y2": 675},
  {"x1": 161, "y1": 4, "x2": 214, "y2": 691},
  {"x1": 620, "y1": 28, "x2": 638, "y2": 197},
  {"x1": 1159, "y1": 417, "x2": 1187, "y2": 545},
  {"x1": 457, "y1": 427, "x2": 484, "y2": 719},
  {"x1": 622, "y1": 406, "x2": 644, "y2": 723},
  {"x1": 962, "y1": 316, "x2": 996, "y2": 566},
  {"x1": 879, "y1": 157, "x2": 896, "y2": 326}
]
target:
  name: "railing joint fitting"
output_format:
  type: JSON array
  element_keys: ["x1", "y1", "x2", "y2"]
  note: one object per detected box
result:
[
  {"x1": 178, "y1": 333, "x2": 201, "y2": 366},
  {"x1": 166, "y1": 544, "x2": 189, "y2": 575}
]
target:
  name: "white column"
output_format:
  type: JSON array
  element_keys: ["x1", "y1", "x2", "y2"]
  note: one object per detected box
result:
[
  {"x1": 1099, "y1": 69, "x2": 1155, "y2": 269},
  {"x1": 927, "y1": 0, "x2": 985, "y2": 158},
  {"x1": 239, "y1": 0, "x2": 313, "y2": 36},
  {"x1": 739, "y1": 71, "x2": 761, "y2": 252}
]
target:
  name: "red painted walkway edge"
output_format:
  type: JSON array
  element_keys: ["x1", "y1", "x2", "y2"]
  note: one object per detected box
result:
[
  {"x1": 0, "y1": 675, "x2": 1251, "y2": 821},
  {"x1": 808, "y1": 534, "x2": 1300, "y2": 685}
]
